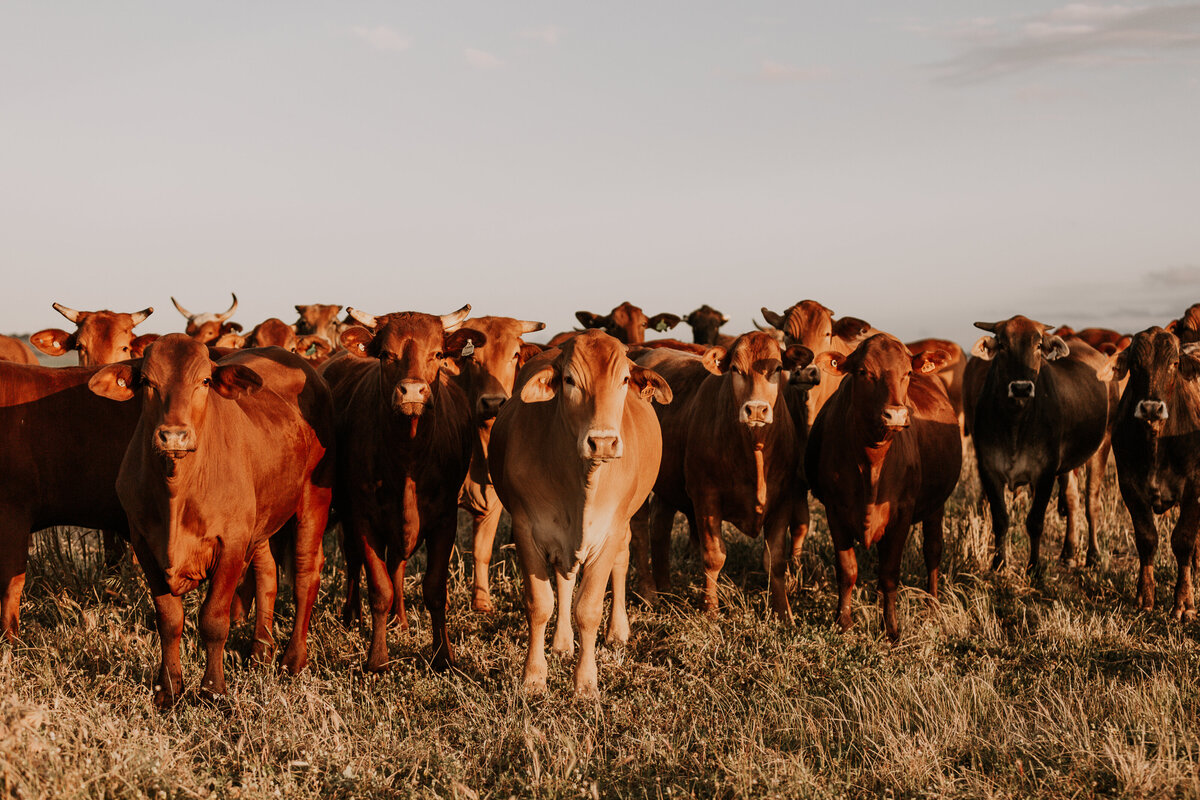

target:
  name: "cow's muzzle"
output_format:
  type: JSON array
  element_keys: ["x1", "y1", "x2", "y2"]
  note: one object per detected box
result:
[
  {"x1": 581, "y1": 429, "x2": 622, "y2": 461},
  {"x1": 740, "y1": 400, "x2": 772, "y2": 427},
  {"x1": 1135, "y1": 399, "x2": 1168, "y2": 421},
  {"x1": 477, "y1": 394, "x2": 506, "y2": 420},
  {"x1": 1007, "y1": 380, "x2": 1035, "y2": 399},
  {"x1": 154, "y1": 425, "x2": 196, "y2": 459},
  {"x1": 880, "y1": 405, "x2": 910, "y2": 429},
  {"x1": 790, "y1": 366, "x2": 820, "y2": 388},
  {"x1": 392, "y1": 380, "x2": 430, "y2": 416}
]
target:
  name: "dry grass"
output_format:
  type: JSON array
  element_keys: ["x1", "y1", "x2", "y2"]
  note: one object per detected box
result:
[{"x1": 2, "y1": 455, "x2": 1199, "y2": 799}]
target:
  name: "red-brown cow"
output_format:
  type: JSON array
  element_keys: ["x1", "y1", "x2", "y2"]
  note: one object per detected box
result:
[
  {"x1": 631, "y1": 333, "x2": 812, "y2": 617},
  {"x1": 294, "y1": 304, "x2": 344, "y2": 348},
  {"x1": 448, "y1": 315, "x2": 546, "y2": 613},
  {"x1": 88, "y1": 335, "x2": 334, "y2": 707},
  {"x1": 171, "y1": 294, "x2": 241, "y2": 344},
  {"x1": 0, "y1": 335, "x2": 37, "y2": 365},
  {"x1": 321, "y1": 305, "x2": 483, "y2": 671},
  {"x1": 682, "y1": 305, "x2": 731, "y2": 347},
  {"x1": 906, "y1": 338, "x2": 966, "y2": 432},
  {"x1": 806, "y1": 334, "x2": 961, "y2": 641},
  {"x1": 31, "y1": 302, "x2": 156, "y2": 365},
  {"x1": 490, "y1": 331, "x2": 671, "y2": 695},
  {"x1": 576, "y1": 301, "x2": 681, "y2": 345},
  {"x1": 1054, "y1": 325, "x2": 1132, "y2": 355}
]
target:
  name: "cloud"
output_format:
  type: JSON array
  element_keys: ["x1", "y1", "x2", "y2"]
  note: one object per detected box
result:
[
  {"x1": 1146, "y1": 265, "x2": 1200, "y2": 286},
  {"x1": 465, "y1": 48, "x2": 503, "y2": 70},
  {"x1": 351, "y1": 25, "x2": 411, "y2": 53},
  {"x1": 918, "y1": 3, "x2": 1200, "y2": 84},
  {"x1": 520, "y1": 25, "x2": 562, "y2": 45},
  {"x1": 752, "y1": 61, "x2": 833, "y2": 83}
]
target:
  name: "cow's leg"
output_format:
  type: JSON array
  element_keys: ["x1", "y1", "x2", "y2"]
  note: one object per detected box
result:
[
  {"x1": 470, "y1": 492, "x2": 503, "y2": 613},
  {"x1": 1058, "y1": 471, "x2": 1081, "y2": 567},
  {"x1": 629, "y1": 500, "x2": 655, "y2": 602},
  {"x1": 922, "y1": 509, "x2": 945, "y2": 603},
  {"x1": 357, "y1": 522, "x2": 394, "y2": 673},
  {"x1": 573, "y1": 541, "x2": 620, "y2": 698},
  {"x1": 389, "y1": 556, "x2": 408, "y2": 631},
  {"x1": 1124, "y1": 489, "x2": 1158, "y2": 610},
  {"x1": 830, "y1": 521, "x2": 857, "y2": 633},
  {"x1": 230, "y1": 560, "x2": 255, "y2": 625},
  {"x1": 790, "y1": 490, "x2": 811, "y2": 577},
  {"x1": 1025, "y1": 473, "x2": 1057, "y2": 574},
  {"x1": 0, "y1": 521, "x2": 31, "y2": 642},
  {"x1": 247, "y1": 539, "x2": 278, "y2": 667},
  {"x1": 281, "y1": 486, "x2": 330, "y2": 676},
  {"x1": 606, "y1": 525, "x2": 631, "y2": 646},
  {"x1": 979, "y1": 467, "x2": 1010, "y2": 570},
  {"x1": 648, "y1": 498, "x2": 676, "y2": 594},
  {"x1": 102, "y1": 529, "x2": 127, "y2": 574},
  {"x1": 132, "y1": 534, "x2": 185, "y2": 709},
  {"x1": 695, "y1": 501, "x2": 726, "y2": 615},
  {"x1": 422, "y1": 514, "x2": 456, "y2": 671},
  {"x1": 197, "y1": 548, "x2": 246, "y2": 700},
  {"x1": 763, "y1": 508, "x2": 792, "y2": 620},
  {"x1": 340, "y1": 519, "x2": 365, "y2": 628},
  {"x1": 552, "y1": 571, "x2": 576, "y2": 657},
  {"x1": 1169, "y1": 487, "x2": 1200, "y2": 621},
  {"x1": 878, "y1": 521, "x2": 911, "y2": 643},
  {"x1": 515, "y1": 522, "x2": 554, "y2": 692},
  {"x1": 1084, "y1": 443, "x2": 1109, "y2": 567}
]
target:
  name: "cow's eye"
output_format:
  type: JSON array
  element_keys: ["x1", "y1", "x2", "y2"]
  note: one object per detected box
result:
[
  {"x1": 434, "y1": 351, "x2": 444, "y2": 360},
  {"x1": 513, "y1": 351, "x2": 521, "y2": 360},
  {"x1": 564, "y1": 375, "x2": 576, "y2": 387},
  {"x1": 622, "y1": 375, "x2": 629, "y2": 385},
  {"x1": 202, "y1": 378, "x2": 211, "y2": 386}
]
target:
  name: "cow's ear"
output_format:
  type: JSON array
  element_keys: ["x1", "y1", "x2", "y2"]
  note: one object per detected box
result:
[
  {"x1": 913, "y1": 349, "x2": 949, "y2": 374},
  {"x1": 130, "y1": 334, "x2": 159, "y2": 359},
  {"x1": 443, "y1": 328, "x2": 487, "y2": 358},
  {"x1": 1167, "y1": 319, "x2": 1179, "y2": 333},
  {"x1": 630, "y1": 365, "x2": 672, "y2": 404},
  {"x1": 296, "y1": 335, "x2": 333, "y2": 358},
  {"x1": 833, "y1": 316, "x2": 871, "y2": 344},
  {"x1": 518, "y1": 343, "x2": 543, "y2": 366},
  {"x1": 520, "y1": 364, "x2": 559, "y2": 403},
  {"x1": 210, "y1": 364, "x2": 263, "y2": 398},
  {"x1": 647, "y1": 313, "x2": 681, "y2": 333},
  {"x1": 88, "y1": 363, "x2": 139, "y2": 401},
  {"x1": 214, "y1": 333, "x2": 246, "y2": 349},
  {"x1": 783, "y1": 344, "x2": 814, "y2": 370},
  {"x1": 1041, "y1": 335, "x2": 1070, "y2": 361},
  {"x1": 760, "y1": 307, "x2": 785, "y2": 328},
  {"x1": 971, "y1": 336, "x2": 997, "y2": 361},
  {"x1": 30, "y1": 328, "x2": 74, "y2": 356},
  {"x1": 575, "y1": 311, "x2": 610, "y2": 330},
  {"x1": 701, "y1": 346, "x2": 727, "y2": 375},
  {"x1": 1179, "y1": 351, "x2": 1200, "y2": 381},
  {"x1": 1096, "y1": 350, "x2": 1127, "y2": 382},
  {"x1": 814, "y1": 351, "x2": 847, "y2": 376},
  {"x1": 341, "y1": 326, "x2": 374, "y2": 357}
]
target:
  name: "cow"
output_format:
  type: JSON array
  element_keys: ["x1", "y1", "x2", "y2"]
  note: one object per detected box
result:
[
  {"x1": 1054, "y1": 325, "x2": 1132, "y2": 356},
  {"x1": 682, "y1": 305, "x2": 730, "y2": 347},
  {"x1": 906, "y1": 338, "x2": 966, "y2": 433},
  {"x1": 447, "y1": 315, "x2": 546, "y2": 613},
  {"x1": 0, "y1": 335, "x2": 37, "y2": 365},
  {"x1": 294, "y1": 304, "x2": 344, "y2": 348},
  {"x1": 1167, "y1": 303, "x2": 1200, "y2": 346},
  {"x1": 1109, "y1": 328, "x2": 1200, "y2": 619},
  {"x1": 320, "y1": 305, "x2": 483, "y2": 672},
  {"x1": 171, "y1": 294, "x2": 241, "y2": 345},
  {"x1": 806, "y1": 334, "x2": 960, "y2": 641},
  {"x1": 0, "y1": 361, "x2": 143, "y2": 640},
  {"x1": 88, "y1": 335, "x2": 333, "y2": 707},
  {"x1": 489, "y1": 331, "x2": 671, "y2": 696},
  {"x1": 970, "y1": 316, "x2": 1111, "y2": 572},
  {"x1": 230, "y1": 318, "x2": 334, "y2": 363},
  {"x1": 575, "y1": 302, "x2": 681, "y2": 345},
  {"x1": 31, "y1": 302, "x2": 156, "y2": 365},
  {"x1": 629, "y1": 332, "x2": 812, "y2": 617}
]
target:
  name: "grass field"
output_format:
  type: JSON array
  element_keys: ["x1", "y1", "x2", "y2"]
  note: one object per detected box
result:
[{"x1": 2, "y1": 455, "x2": 1199, "y2": 799}]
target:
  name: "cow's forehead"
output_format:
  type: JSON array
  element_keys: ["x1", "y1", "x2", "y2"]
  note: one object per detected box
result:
[
  {"x1": 375, "y1": 313, "x2": 444, "y2": 351},
  {"x1": 785, "y1": 301, "x2": 831, "y2": 337},
  {"x1": 145, "y1": 334, "x2": 210, "y2": 376},
  {"x1": 995, "y1": 315, "x2": 1046, "y2": 341},
  {"x1": 853, "y1": 333, "x2": 909, "y2": 369},
  {"x1": 729, "y1": 331, "x2": 781, "y2": 369},
  {"x1": 1130, "y1": 328, "x2": 1177, "y2": 367},
  {"x1": 78, "y1": 312, "x2": 135, "y2": 339},
  {"x1": 563, "y1": 331, "x2": 625, "y2": 374}
]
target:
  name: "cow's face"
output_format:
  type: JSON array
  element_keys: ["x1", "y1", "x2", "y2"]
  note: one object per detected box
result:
[
  {"x1": 248, "y1": 318, "x2": 298, "y2": 351},
  {"x1": 341, "y1": 305, "x2": 484, "y2": 419},
  {"x1": 817, "y1": 334, "x2": 947, "y2": 441},
  {"x1": 294, "y1": 304, "x2": 343, "y2": 336},
  {"x1": 762, "y1": 300, "x2": 871, "y2": 354},
  {"x1": 684, "y1": 305, "x2": 729, "y2": 346},
  {"x1": 450, "y1": 316, "x2": 545, "y2": 421},
  {"x1": 702, "y1": 332, "x2": 812, "y2": 430},
  {"x1": 31, "y1": 304, "x2": 154, "y2": 366},
  {"x1": 972, "y1": 315, "x2": 1069, "y2": 401},
  {"x1": 521, "y1": 331, "x2": 671, "y2": 462},
  {"x1": 171, "y1": 294, "x2": 239, "y2": 341},
  {"x1": 1111, "y1": 327, "x2": 1200, "y2": 427},
  {"x1": 576, "y1": 302, "x2": 680, "y2": 345}
]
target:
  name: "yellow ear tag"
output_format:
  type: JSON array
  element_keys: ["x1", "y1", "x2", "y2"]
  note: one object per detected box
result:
[{"x1": 655, "y1": 321, "x2": 669, "y2": 332}]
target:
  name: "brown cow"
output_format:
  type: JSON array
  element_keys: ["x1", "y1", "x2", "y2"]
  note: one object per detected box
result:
[
  {"x1": 171, "y1": 294, "x2": 241, "y2": 344},
  {"x1": 490, "y1": 331, "x2": 671, "y2": 695},
  {"x1": 906, "y1": 338, "x2": 966, "y2": 434},
  {"x1": 806, "y1": 334, "x2": 961, "y2": 641},
  {"x1": 294, "y1": 304, "x2": 344, "y2": 348},
  {"x1": 88, "y1": 335, "x2": 334, "y2": 707},
  {"x1": 631, "y1": 333, "x2": 812, "y2": 617},
  {"x1": 1055, "y1": 325, "x2": 1132, "y2": 355},
  {"x1": 576, "y1": 301, "x2": 681, "y2": 345},
  {"x1": 321, "y1": 305, "x2": 483, "y2": 672},
  {"x1": 0, "y1": 361, "x2": 143, "y2": 639},
  {"x1": 682, "y1": 305, "x2": 730, "y2": 347},
  {"x1": 0, "y1": 335, "x2": 37, "y2": 365},
  {"x1": 236, "y1": 318, "x2": 333, "y2": 363},
  {"x1": 31, "y1": 302, "x2": 156, "y2": 365},
  {"x1": 448, "y1": 315, "x2": 546, "y2": 613}
]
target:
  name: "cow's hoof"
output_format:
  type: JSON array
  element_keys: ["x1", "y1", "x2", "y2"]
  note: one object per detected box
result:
[{"x1": 471, "y1": 595, "x2": 495, "y2": 614}]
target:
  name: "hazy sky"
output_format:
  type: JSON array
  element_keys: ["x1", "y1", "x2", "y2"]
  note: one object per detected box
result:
[{"x1": 3, "y1": 2, "x2": 1199, "y2": 346}]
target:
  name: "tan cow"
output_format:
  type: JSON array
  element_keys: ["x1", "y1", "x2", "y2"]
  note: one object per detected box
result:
[
  {"x1": 171, "y1": 294, "x2": 241, "y2": 344},
  {"x1": 489, "y1": 331, "x2": 671, "y2": 696},
  {"x1": 31, "y1": 302, "x2": 156, "y2": 365},
  {"x1": 0, "y1": 335, "x2": 37, "y2": 365}
]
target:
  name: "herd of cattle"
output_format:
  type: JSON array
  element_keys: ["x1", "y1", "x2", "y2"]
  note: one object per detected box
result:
[{"x1": 0, "y1": 297, "x2": 1198, "y2": 703}]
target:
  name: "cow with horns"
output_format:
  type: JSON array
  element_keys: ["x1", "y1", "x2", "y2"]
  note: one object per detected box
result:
[{"x1": 171, "y1": 294, "x2": 242, "y2": 345}]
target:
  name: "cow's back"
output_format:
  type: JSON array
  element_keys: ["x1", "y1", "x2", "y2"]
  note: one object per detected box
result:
[{"x1": 0, "y1": 335, "x2": 38, "y2": 365}]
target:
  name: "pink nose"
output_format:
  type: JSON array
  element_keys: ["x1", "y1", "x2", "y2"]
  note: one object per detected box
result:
[
  {"x1": 584, "y1": 433, "x2": 622, "y2": 460},
  {"x1": 741, "y1": 400, "x2": 772, "y2": 426},
  {"x1": 155, "y1": 425, "x2": 195, "y2": 452},
  {"x1": 1136, "y1": 400, "x2": 1168, "y2": 421},
  {"x1": 392, "y1": 380, "x2": 430, "y2": 412},
  {"x1": 881, "y1": 405, "x2": 909, "y2": 428}
]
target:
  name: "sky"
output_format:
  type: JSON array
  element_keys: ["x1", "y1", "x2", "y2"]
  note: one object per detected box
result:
[{"x1": 3, "y1": 1, "x2": 1199, "y2": 347}]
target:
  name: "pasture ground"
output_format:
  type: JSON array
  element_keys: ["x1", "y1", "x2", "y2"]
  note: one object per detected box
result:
[{"x1": 2, "y1": 457, "x2": 1199, "y2": 799}]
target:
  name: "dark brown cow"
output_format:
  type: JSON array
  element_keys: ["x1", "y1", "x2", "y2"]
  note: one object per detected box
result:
[
  {"x1": 1110, "y1": 328, "x2": 1200, "y2": 618},
  {"x1": 490, "y1": 331, "x2": 671, "y2": 695},
  {"x1": 576, "y1": 301, "x2": 681, "y2": 345},
  {"x1": 321, "y1": 305, "x2": 483, "y2": 671},
  {"x1": 632, "y1": 332, "x2": 813, "y2": 616},
  {"x1": 0, "y1": 361, "x2": 143, "y2": 639},
  {"x1": 806, "y1": 334, "x2": 960, "y2": 640},
  {"x1": 682, "y1": 305, "x2": 730, "y2": 347},
  {"x1": 171, "y1": 294, "x2": 241, "y2": 344},
  {"x1": 31, "y1": 302, "x2": 156, "y2": 365},
  {"x1": 0, "y1": 335, "x2": 37, "y2": 365},
  {"x1": 1167, "y1": 303, "x2": 1200, "y2": 346},
  {"x1": 89, "y1": 335, "x2": 333, "y2": 707},
  {"x1": 294, "y1": 304, "x2": 344, "y2": 348},
  {"x1": 1054, "y1": 325, "x2": 1132, "y2": 356},
  {"x1": 449, "y1": 315, "x2": 546, "y2": 613}
]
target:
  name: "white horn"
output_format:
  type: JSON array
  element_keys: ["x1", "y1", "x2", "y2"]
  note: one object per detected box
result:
[
  {"x1": 131, "y1": 307, "x2": 153, "y2": 326},
  {"x1": 440, "y1": 304, "x2": 472, "y2": 331},
  {"x1": 347, "y1": 307, "x2": 378, "y2": 328},
  {"x1": 52, "y1": 302, "x2": 82, "y2": 323},
  {"x1": 216, "y1": 293, "x2": 238, "y2": 322},
  {"x1": 170, "y1": 297, "x2": 194, "y2": 319},
  {"x1": 519, "y1": 319, "x2": 546, "y2": 334}
]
